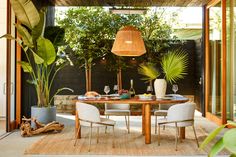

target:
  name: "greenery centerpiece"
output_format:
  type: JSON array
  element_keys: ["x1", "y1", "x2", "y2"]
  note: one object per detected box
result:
[
  {"x1": 138, "y1": 48, "x2": 188, "y2": 97},
  {"x1": 1, "y1": 0, "x2": 73, "y2": 124}
]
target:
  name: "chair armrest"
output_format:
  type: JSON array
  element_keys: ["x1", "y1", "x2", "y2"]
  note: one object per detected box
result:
[
  {"x1": 78, "y1": 118, "x2": 115, "y2": 127},
  {"x1": 158, "y1": 119, "x2": 194, "y2": 125}
]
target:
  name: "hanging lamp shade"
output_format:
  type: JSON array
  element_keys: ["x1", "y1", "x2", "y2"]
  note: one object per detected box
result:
[{"x1": 111, "y1": 26, "x2": 146, "y2": 56}]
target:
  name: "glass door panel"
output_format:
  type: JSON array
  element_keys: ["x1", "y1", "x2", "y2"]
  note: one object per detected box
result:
[{"x1": 207, "y1": 1, "x2": 222, "y2": 118}]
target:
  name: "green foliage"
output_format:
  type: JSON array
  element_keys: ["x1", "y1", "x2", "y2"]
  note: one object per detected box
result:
[
  {"x1": 161, "y1": 49, "x2": 188, "y2": 84},
  {"x1": 44, "y1": 26, "x2": 65, "y2": 47},
  {"x1": 37, "y1": 37, "x2": 56, "y2": 65},
  {"x1": 1, "y1": 0, "x2": 73, "y2": 107},
  {"x1": 10, "y1": 0, "x2": 40, "y2": 29},
  {"x1": 138, "y1": 63, "x2": 160, "y2": 82},
  {"x1": 56, "y1": 7, "x2": 177, "y2": 72},
  {"x1": 138, "y1": 49, "x2": 188, "y2": 84},
  {"x1": 200, "y1": 122, "x2": 236, "y2": 157}
]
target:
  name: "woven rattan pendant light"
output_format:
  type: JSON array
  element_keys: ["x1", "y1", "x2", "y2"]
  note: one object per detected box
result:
[{"x1": 111, "y1": 26, "x2": 146, "y2": 56}]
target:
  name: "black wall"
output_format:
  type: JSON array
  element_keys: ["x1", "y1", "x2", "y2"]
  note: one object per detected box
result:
[{"x1": 21, "y1": 40, "x2": 197, "y2": 117}]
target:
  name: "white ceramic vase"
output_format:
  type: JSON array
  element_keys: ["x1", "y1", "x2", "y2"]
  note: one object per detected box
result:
[{"x1": 154, "y1": 79, "x2": 167, "y2": 98}]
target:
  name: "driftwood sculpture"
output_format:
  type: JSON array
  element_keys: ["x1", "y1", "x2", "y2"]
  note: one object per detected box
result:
[{"x1": 20, "y1": 116, "x2": 64, "y2": 137}]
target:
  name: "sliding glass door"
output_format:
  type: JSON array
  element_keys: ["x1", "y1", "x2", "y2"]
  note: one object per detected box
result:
[{"x1": 205, "y1": 0, "x2": 226, "y2": 124}]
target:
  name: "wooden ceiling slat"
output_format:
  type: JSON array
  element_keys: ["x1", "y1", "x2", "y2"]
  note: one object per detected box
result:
[{"x1": 49, "y1": 0, "x2": 211, "y2": 7}]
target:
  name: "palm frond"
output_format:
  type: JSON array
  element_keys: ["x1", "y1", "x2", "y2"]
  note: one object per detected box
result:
[
  {"x1": 161, "y1": 48, "x2": 188, "y2": 84},
  {"x1": 138, "y1": 63, "x2": 160, "y2": 82}
]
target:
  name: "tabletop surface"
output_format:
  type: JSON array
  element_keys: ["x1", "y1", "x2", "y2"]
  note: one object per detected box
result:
[{"x1": 75, "y1": 95, "x2": 189, "y2": 105}]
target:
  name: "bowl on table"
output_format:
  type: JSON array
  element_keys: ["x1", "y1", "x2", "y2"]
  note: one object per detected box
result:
[{"x1": 138, "y1": 94, "x2": 153, "y2": 100}]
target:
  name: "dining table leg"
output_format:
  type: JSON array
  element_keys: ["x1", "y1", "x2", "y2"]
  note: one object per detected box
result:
[
  {"x1": 142, "y1": 104, "x2": 145, "y2": 135},
  {"x1": 144, "y1": 104, "x2": 151, "y2": 144},
  {"x1": 75, "y1": 110, "x2": 81, "y2": 139},
  {"x1": 179, "y1": 127, "x2": 185, "y2": 139}
]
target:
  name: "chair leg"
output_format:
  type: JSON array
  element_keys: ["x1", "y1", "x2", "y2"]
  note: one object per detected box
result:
[
  {"x1": 112, "y1": 125, "x2": 115, "y2": 148},
  {"x1": 163, "y1": 116, "x2": 166, "y2": 130},
  {"x1": 158, "y1": 124, "x2": 161, "y2": 146},
  {"x1": 175, "y1": 123, "x2": 178, "y2": 151},
  {"x1": 125, "y1": 116, "x2": 128, "y2": 129},
  {"x1": 128, "y1": 115, "x2": 130, "y2": 133},
  {"x1": 74, "y1": 125, "x2": 81, "y2": 146},
  {"x1": 88, "y1": 124, "x2": 93, "y2": 152},
  {"x1": 97, "y1": 127, "x2": 99, "y2": 144},
  {"x1": 192, "y1": 125, "x2": 199, "y2": 147},
  {"x1": 105, "y1": 116, "x2": 109, "y2": 134},
  {"x1": 155, "y1": 115, "x2": 157, "y2": 134}
]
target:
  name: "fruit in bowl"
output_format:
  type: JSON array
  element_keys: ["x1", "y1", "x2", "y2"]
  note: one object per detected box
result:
[
  {"x1": 118, "y1": 89, "x2": 129, "y2": 95},
  {"x1": 138, "y1": 93, "x2": 153, "y2": 100}
]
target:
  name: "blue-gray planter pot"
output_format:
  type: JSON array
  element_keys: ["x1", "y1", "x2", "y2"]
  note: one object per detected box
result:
[{"x1": 31, "y1": 106, "x2": 56, "y2": 128}]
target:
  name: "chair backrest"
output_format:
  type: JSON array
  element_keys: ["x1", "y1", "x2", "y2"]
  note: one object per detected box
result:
[
  {"x1": 105, "y1": 103, "x2": 130, "y2": 110},
  {"x1": 159, "y1": 104, "x2": 173, "y2": 110},
  {"x1": 76, "y1": 102, "x2": 101, "y2": 126},
  {"x1": 167, "y1": 102, "x2": 195, "y2": 127}
]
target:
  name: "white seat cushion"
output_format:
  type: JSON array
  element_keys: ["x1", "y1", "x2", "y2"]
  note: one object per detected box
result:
[
  {"x1": 157, "y1": 118, "x2": 193, "y2": 127},
  {"x1": 104, "y1": 109, "x2": 130, "y2": 115},
  {"x1": 93, "y1": 117, "x2": 115, "y2": 127},
  {"x1": 101, "y1": 117, "x2": 116, "y2": 125}
]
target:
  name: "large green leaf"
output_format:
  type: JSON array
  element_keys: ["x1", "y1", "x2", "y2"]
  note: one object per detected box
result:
[
  {"x1": 161, "y1": 49, "x2": 188, "y2": 84},
  {"x1": 209, "y1": 138, "x2": 224, "y2": 157},
  {"x1": 200, "y1": 124, "x2": 227, "y2": 149},
  {"x1": 10, "y1": 0, "x2": 40, "y2": 29},
  {"x1": 223, "y1": 129, "x2": 236, "y2": 154},
  {"x1": 0, "y1": 34, "x2": 15, "y2": 40},
  {"x1": 44, "y1": 26, "x2": 65, "y2": 47},
  {"x1": 32, "y1": 9, "x2": 46, "y2": 42},
  {"x1": 138, "y1": 63, "x2": 160, "y2": 82},
  {"x1": 37, "y1": 37, "x2": 56, "y2": 65},
  {"x1": 18, "y1": 61, "x2": 32, "y2": 73},
  {"x1": 15, "y1": 24, "x2": 33, "y2": 47},
  {"x1": 32, "y1": 51, "x2": 44, "y2": 64}
]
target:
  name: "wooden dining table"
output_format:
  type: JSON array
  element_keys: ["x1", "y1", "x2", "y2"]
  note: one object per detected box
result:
[{"x1": 75, "y1": 96, "x2": 189, "y2": 144}]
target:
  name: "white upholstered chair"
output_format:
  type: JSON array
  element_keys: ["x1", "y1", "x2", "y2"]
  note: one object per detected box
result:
[
  {"x1": 104, "y1": 103, "x2": 130, "y2": 133},
  {"x1": 156, "y1": 102, "x2": 199, "y2": 151},
  {"x1": 154, "y1": 94, "x2": 184, "y2": 133},
  {"x1": 74, "y1": 102, "x2": 116, "y2": 151}
]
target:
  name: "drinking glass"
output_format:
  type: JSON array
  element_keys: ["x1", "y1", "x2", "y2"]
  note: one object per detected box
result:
[
  {"x1": 172, "y1": 84, "x2": 178, "y2": 94},
  {"x1": 104, "y1": 86, "x2": 110, "y2": 95},
  {"x1": 113, "y1": 85, "x2": 118, "y2": 94},
  {"x1": 146, "y1": 85, "x2": 153, "y2": 94}
]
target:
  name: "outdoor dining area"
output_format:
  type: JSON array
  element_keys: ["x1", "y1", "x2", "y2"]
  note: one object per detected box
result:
[{"x1": 1, "y1": 0, "x2": 235, "y2": 156}]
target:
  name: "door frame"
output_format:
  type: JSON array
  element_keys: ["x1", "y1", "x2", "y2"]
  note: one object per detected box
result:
[{"x1": 205, "y1": 0, "x2": 227, "y2": 125}]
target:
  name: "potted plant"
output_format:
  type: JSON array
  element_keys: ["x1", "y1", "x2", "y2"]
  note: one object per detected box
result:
[
  {"x1": 138, "y1": 48, "x2": 188, "y2": 98},
  {"x1": 1, "y1": 0, "x2": 73, "y2": 126}
]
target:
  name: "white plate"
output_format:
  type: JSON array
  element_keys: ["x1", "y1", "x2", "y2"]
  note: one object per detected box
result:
[
  {"x1": 161, "y1": 97, "x2": 173, "y2": 100},
  {"x1": 110, "y1": 97, "x2": 121, "y2": 100}
]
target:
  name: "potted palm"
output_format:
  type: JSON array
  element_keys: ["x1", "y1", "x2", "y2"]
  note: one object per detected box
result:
[
  {"x1": 1, "y1": 0, "x2": 73, "y2": 126},
  {"x1": 138, "y1": 49, "x2": 188, "y2": 98}
]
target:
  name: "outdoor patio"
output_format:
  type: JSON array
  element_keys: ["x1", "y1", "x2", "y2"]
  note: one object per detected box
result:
[{"x1": 0, "y1": 0, "x2": 236, "y2": 156}]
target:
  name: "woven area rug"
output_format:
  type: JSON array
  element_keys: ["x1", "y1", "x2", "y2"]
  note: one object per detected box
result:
[{"x1": 24, "y1": 124, "x2": 228, "y2": 156}]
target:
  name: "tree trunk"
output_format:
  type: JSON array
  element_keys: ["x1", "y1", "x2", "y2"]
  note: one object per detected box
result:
[
  {"x1": 85, "y1": 62, "x2": 92, "y2": 92},
  {"x1": 117, "y1": 67, "x2": 122, "y2": 90}
]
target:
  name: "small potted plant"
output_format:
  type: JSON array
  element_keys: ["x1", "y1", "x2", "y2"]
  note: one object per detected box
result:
[
  {"x1": 1, "y1": 0, "x2": 73, "y2": 126},
  {"x1": 138, "y1": 48, "x2": 188, "y2": 98}
]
